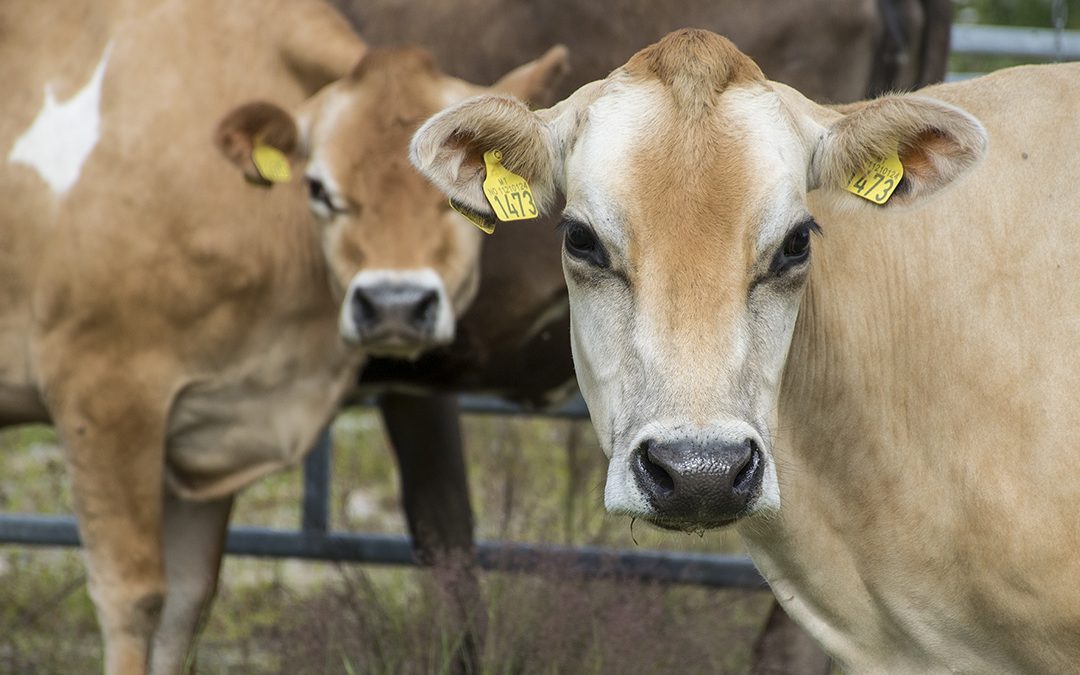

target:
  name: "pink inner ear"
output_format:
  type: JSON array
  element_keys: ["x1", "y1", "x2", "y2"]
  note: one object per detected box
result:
[
  {"x1": 219, "y1": 129, "x2": 253, "y2": 166},
  {"x1": 899, "y1": 128, "x2": 952, "y2": 181}
]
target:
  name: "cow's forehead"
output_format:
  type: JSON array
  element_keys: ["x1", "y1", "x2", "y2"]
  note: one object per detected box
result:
[
  {"x1": 305, "y1": 49, "x2": 450, "y2": 192},
  {"x1": 565, "y1": 78, "x2": 811, "y2": 276}
]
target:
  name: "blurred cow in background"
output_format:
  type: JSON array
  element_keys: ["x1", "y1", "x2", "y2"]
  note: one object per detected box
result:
[{"x1": 1, "y1": 0, "x2": 564, "y2": 672}]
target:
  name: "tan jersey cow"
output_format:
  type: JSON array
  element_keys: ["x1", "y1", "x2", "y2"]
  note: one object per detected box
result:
[
  {"x1": 413, "y1": 29, "x2": 1080, "y2": 672},
  {"x1": 0, "y1": 0, "x2": 565, "y2": 672}
]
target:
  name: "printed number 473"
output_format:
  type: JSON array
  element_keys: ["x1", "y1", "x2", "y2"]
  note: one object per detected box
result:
[{"x1": 852, "y1": 172, "x2": 894, "y2": 202}]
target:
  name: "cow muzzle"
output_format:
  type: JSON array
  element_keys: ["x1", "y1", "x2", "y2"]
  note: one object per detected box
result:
[
  {"x1": 629, "y1": 434, "x2": 765, "y2": 530},
  {"x1": 340, "y1": 269, "x2": 455, "y2": 357}
]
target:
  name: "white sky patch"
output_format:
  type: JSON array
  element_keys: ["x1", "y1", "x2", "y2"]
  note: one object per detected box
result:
[{"x1": 7, "y1": 42, "x2": 114, "y2": 195}]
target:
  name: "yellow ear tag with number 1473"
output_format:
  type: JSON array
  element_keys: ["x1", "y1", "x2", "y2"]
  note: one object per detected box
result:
[
  {"x1": 251, "y1": 143, "x2": 292, "y2": 184},
  {"x1": 845, "y1": 151, "x2": 903, "y2": 204},
  {"x1": 482, "y1": 149, "x2": 538, "y2": 222}
]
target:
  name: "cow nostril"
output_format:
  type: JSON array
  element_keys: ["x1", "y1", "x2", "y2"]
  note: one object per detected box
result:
[
  {"x1": 352, "y1": 289, "x2": 377, "y2": 328},
  {"x1": 636, "y1": 443, "x2": 675, "y2": 496},
  {"x1": 412, "y1": 289, "x2": 439, "y2": 328},
  {"x1": 732, "y1": 440, "x2": 763, "y2": 493}
]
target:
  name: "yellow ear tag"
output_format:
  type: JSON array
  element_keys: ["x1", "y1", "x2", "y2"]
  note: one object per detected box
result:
[
  {"x1": 482, "y1": 149, "x2": 538, "y2": 222},
  {"x1": 844, "y1": 152, "x2": 903, "y2": 204},
  {"x1": 450, "y1": 198, "x2": 496, "y2": 235},
  {"x1": 251, "y1": 143, "x2": 292, "y2": 183}
]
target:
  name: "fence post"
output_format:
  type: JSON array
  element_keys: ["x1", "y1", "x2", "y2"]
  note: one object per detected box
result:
[{"x1": 301, "y1": 428, "x2": 332, "y2": 534}]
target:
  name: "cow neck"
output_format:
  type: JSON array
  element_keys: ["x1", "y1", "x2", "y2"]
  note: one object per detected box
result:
[{"x1": 734, "y1": 203, "x2": 931, "y2": 666}]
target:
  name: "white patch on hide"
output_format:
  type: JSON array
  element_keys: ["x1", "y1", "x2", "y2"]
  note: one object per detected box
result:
[{"x1": 8, "y1": 42, "x2": 114, "y2": 195}]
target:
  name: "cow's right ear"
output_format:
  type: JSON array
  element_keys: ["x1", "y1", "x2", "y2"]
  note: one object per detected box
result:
[
  {"x1": 214, "y1": 101, "x2": 300, "y2": 186},
  {"x1": 410, "y1": 94, "x2": 558, "y2": 219},
  {"x1": 811, "y1": 95, "x2": 987, "y2": 208}
]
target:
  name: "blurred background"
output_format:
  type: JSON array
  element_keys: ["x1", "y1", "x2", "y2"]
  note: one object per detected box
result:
[{"x1": 1, "y1": 0, "x2": 1076, "y2": 673}]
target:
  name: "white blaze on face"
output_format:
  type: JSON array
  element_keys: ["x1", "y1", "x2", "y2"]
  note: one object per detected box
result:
[{"x1": 8, "y1": 42, "x2": 114, "y2": 196}]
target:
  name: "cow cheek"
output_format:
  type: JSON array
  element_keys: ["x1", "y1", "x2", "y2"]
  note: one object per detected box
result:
[
  {"x1": 567, "y1": 285, "x2": 633, "y2": 457},
  {"x1": 436, "y1": 214, "x2": 484, "y2": 314},
  {"x1": 324, "y1": 224, "x2": 367, "y2": 294}
]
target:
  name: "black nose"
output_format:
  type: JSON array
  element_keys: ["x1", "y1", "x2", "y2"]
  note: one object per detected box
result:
[
  {"x1": 350, "y1": 282, "x2": 440, "y2": 343},
  {"x1": 632, "y1": 437, "x2": 764, "y2": 526}
]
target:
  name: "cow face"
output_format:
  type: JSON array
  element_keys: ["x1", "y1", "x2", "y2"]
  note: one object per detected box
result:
[
  {"x1": 215, "y1": 46, "x2": 568, "y2": 358},
  {"x1": 412, "y1": 30, "x2": 985, "y2": 530}
]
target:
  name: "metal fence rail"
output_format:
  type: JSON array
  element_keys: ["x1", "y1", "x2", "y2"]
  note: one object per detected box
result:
[
  {"x1": 0, "y1": 514, "x2": 765, "y2": 589},
  {"x1": 2, "y1": 22, "x2": 1077, "y2": 592},
  {"x1": 952, "y1": 24, "x2": 1080, "y2": 61},
  {"x1": 0, "y1": 397, "x2": 766, "y2": 589}
]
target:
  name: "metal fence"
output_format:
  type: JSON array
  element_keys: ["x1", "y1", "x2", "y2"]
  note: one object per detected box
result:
[
  {"x1": 952, "y1": 24, "x2": 1080, "y2": 61},
  {"x1": 0, "y1": 23, "x2": 1075, "y2": 590},
  {"x1": 0, "y1": 398, "x2": 766, "y2": 588}
]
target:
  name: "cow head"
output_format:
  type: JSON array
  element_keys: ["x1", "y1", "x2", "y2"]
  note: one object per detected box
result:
[
  {"x1": 411, "y1": 30, "x2": 986, "y2": 530},
  {"x1": 214, "y1": 45, "x2": 569, "y2": 358}
]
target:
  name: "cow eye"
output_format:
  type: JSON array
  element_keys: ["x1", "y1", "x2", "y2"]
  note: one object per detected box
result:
[
  {"x1": 560, "y1": 218, "x2": 609, "y2": 268},
  {"x1": 773, "y1": 219, "x2": 819, "y2": 274},
  {"x1": 783, "y1": 227, "x2": 811, "y2": 258},
  {"x1": 566, "y1": 223, "x2": 596, "y2": 254},
  {"x1": 306, "y1": 176, "x2": 337, "y2": 214}
]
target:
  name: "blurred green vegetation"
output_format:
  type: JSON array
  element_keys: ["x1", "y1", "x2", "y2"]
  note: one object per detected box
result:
[
  {"x1": 955, "y1": 0, "x2": 1080, "y2": 29},
  {"x1": 951, "y1": 0, "x2": 1080, "y2": 73}
]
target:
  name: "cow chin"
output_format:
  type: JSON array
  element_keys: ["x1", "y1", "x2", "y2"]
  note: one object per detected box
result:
[{"x1": 645, "y1": 515, "x2": 739, "y2": 533}]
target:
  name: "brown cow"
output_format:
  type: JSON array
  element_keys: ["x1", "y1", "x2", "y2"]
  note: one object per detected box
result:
[
  {"x1": 0, "y1": 1, "x2": 565, "y2": 672},
  {"x1": 412, "y1": 28, "x2": 1080, "y2": 672}
]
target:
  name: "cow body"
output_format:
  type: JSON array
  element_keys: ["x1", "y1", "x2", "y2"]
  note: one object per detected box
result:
[
  {"x1": 412, "y1": 30, "x2": 1080, "y2": 672},
  {"x1": 1, "y1": 1, "x2": 368, "y2": 671},
  {"x1": 339, "y1": 0, "x2": 948, "y2": 104},
  {"x1": 2, "y1": 0, "x2": 363, "y2": 494},
  {"x1": 752, "y1": 65, "x2": 1080, "y2": 671}
]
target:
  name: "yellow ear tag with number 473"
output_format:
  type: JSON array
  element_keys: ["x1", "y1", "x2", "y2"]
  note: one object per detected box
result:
[
  {"x1": 482, "y1": 150, "x2": 538, "y2": 223},
  {"x1": 251, "y1": 143, "x2": 292, "y2": 184},
  {"x1": 845, "y1": 151, "x2": 903, "y2": 204}
]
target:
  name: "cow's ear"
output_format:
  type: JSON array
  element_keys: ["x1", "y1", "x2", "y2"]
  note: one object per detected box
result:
[
  {"x1": 812, "y1": 95, "x2": 987, "y2": 207},
  {"x1": 411, "y1": 94, "x2": 558, "y2": 219},
  {"x1": 214, "y1": 101, "x2": 300, "y2": 186},
  {"x1": 491, "y1": 45, "x2": 570, "y2": 108}
]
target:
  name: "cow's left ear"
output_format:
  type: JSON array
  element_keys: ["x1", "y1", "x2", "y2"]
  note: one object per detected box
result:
[
  {"x1": 491, "y1": 45, "x2": 570, "y2": 108},
  {"x1": 812, "y1": 95, "x2": 988, "y2": 207},
  {"x1": 411, "y1": 93, "x2": 558, "y2": 219},
  {"x1": 213, "y1": 101, "x2": 300, "y2": 186}
]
